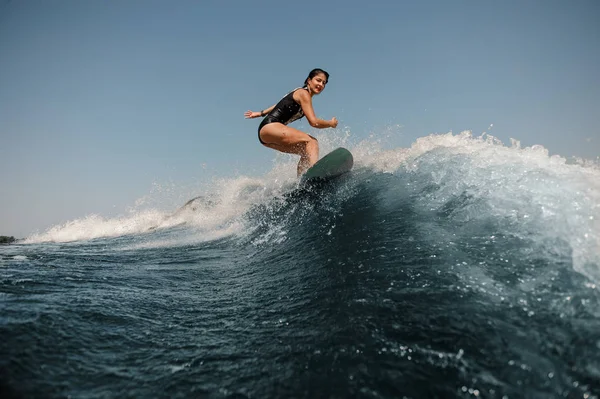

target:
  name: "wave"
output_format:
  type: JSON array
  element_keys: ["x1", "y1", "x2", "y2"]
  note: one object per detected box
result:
[{"x1": 23, "y1": 131, "x2": 600, "y2": 282}]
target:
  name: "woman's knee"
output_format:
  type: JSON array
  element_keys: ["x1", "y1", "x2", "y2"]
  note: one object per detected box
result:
[{"x1": 303, "y1": 138, "x2": 318, "y2": 156}]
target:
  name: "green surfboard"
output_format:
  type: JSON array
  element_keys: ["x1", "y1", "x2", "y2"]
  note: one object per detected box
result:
[{"x1": 300, "y1": 147, "x2": 353, "y2": 185}]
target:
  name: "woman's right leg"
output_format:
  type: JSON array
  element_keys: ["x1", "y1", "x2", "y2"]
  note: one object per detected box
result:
[{"x1": 259, "y1": 123, "x2": 319, "y2": 175}]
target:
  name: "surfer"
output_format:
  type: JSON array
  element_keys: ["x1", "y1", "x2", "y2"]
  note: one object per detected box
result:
[{"x1": 244, "y1": 68, "x2": 338, "y2": 176}]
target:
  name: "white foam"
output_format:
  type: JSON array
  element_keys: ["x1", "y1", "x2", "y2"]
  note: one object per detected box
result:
[
  {"x1": 23, "y1": 165, "x2": 299, "y2": 244},
  {"x1": 355, "y1": 130, "x2": 600, "y2": 283},
  {"x1": 24, "y1": 210, "x2": 170, "y2": 243}
]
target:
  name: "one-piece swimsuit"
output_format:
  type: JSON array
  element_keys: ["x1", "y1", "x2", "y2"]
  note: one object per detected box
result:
[{"x1": 257, "y1": 87, "x2": 308, "y2": 144}]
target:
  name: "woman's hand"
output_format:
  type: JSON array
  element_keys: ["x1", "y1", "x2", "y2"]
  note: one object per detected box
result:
[
  {"x1": 329, "y1": 117, "x2": 338, "y2": 128},
  {"x1": 244, "y1": 110, "x2": 260, "y2": 119}
]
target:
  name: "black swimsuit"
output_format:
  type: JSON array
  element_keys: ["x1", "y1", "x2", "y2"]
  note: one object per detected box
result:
[{"x1": 258, "y1": 87, "x2": 307, "y2": 145}]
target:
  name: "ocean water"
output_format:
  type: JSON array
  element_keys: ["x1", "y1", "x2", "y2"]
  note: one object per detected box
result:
[{"x1": 1, "y1": 132, "x2": 599, "y2": 399}]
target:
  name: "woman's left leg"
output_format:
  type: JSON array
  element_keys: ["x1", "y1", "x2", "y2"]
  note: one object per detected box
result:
[
  {"x1": 259, "y1": 123, "x2": 319, "y2": 175},
  {"x1": 265, "y1": 139, "x2": 318, "y2": 175}
]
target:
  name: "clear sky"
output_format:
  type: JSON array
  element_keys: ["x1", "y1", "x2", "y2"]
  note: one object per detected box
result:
[{"x1": 1, "y1": 0, "x2": 599, "y2": 237}]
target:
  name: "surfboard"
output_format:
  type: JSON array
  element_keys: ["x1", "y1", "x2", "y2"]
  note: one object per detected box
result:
[{"x1": 300, "y1": 147, "x2": 353, "y2": 185}]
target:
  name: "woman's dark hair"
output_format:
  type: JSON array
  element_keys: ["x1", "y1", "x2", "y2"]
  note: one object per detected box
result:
[{"x1": 304, "y1": 68, "x2": 329, "y2": 87}]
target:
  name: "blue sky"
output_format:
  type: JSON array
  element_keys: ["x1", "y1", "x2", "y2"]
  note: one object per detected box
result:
[{"x1": 1, "y1": 0, "x2": 599, "y2": 237}]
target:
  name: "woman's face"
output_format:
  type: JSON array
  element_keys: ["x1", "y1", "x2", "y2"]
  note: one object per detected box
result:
[{"x1": 307, "y1": 73, "x2": 328, "y2": 95}]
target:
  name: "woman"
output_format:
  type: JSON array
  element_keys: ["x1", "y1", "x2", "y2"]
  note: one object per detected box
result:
[{"x1": 244, "y1": 68, "x2": 338, "y2": 176}]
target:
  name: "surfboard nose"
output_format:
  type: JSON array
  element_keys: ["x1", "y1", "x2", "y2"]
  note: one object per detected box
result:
[{"x1": 300, "y1": 147, "x2": 353, "y2": 184}]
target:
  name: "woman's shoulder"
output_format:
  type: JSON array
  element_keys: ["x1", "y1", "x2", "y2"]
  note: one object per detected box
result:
[{"x1": 292, "y1": 87, "x2": 310, "y2": 101}]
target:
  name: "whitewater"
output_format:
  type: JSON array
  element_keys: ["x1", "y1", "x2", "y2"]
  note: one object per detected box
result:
[{"x1": 1, "y1": 131, "x2": 599, "y2": 399}]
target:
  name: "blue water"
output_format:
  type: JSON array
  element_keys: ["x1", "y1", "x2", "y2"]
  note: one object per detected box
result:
[{"x1": 1, "y1": 132, "x2": 599, "y2": 399}]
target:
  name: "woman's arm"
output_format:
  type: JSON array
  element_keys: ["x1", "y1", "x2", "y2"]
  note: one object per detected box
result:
[
  {"x1": 244, "y1": 105, "x2": 275, "y2": 119},
  {"x1": 295, "y1": 90, "x2": 338, "y2": 129}
]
